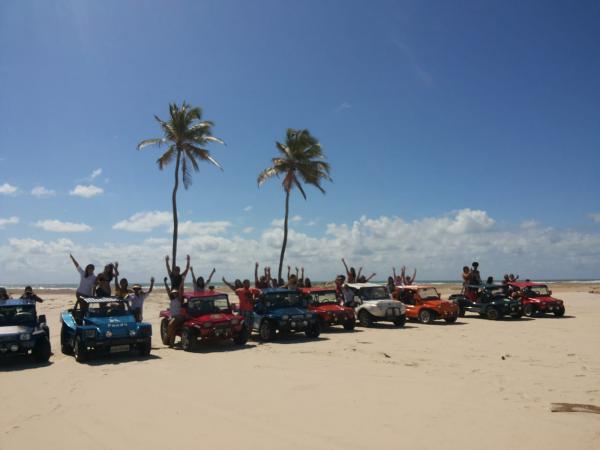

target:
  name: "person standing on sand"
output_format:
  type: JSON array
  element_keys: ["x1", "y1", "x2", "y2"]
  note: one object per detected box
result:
[
  {"x1": 129, "y1": 277, "x2": 154, "y2": 322},
  {"x1": 462, "y1": 266, "x2": 471, "y2": 293},
  {"x1": 69, "y1": 253, "x2": 96, "y2": 300},
  {"x1": 235, "y1": 279, "x2": 261, "y2": 323},
  {"x1": 165, "y1": 254, "x2": 190, "y2": 291},
  {"x1": 165, "y1": 279, "x2": 185, "y2": 347}
]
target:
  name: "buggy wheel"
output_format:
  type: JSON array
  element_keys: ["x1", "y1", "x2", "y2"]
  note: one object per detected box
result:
[
  {"x1": 486, "y1": 308, "x2": 500, "y2": 320},
  {"x1": 259, "y1": 321, "x2": 275, "y2": 341},
  {"x1": 523, "y1": 304, "x2": 536, "y2": 317},
  {"x1": 393, "y1": 315, "x2": 406, "y2": 328},
  {"x1": 160, "y1": 318, "x2": 169, "y2": 345},
  {"x1": 73, "y1": 337, "x2": 88, "y2": 363},
  {"x1": 554, "y1": 306, "x2": 565, "y2": 317},
  {"x1": 138, "y1": 339, "x2": 151, "y2": 356},
  {"x1": 60, "y1": 325, "x2": 73, "y2": 355},
  {"x1": 418, "y1": 309, "x2": 435, "y2": 324},
  {"x1": 305, "y1": 322, "x2": 321, "y2": 339},
  {"x1": 445, "y1": 315, "x2": 458, "y2": 323},
  {"x1": 233, "y1": 326, "x2": 249, "y2": 346},
  {"x1": 181, "y1": 328, "x2": 196, "y2": 352},
  {"x1": 458, "y1": 306, "x2": 466, "y2": 317},
  {"x1": 358, "y1": 310, "x2": 373, "y2": 327},
  {"x1": 33, "y1": 337, "x2": 51, "y2": 363},
  {"x1": 343, "y1": 318, "x2": 356, "y2": 331}
]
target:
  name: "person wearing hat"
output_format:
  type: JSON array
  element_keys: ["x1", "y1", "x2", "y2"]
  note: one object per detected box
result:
[
  {"x1": 129, "y1": 277, "x2": 154, "y2": 322},
  {"x1": 20, "y1": 286, "x2": 44, "y2": 303}
]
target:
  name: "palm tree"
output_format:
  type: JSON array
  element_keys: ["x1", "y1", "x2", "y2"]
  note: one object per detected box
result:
[
  {"x1": 137, "y1": 102, "x2": 224, "y2": 267},
  {"x1": 258, "y1": 128, "x2": 331, "y2": 281}
]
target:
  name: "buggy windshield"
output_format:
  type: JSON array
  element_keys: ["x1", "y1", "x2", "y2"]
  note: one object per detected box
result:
[
  {"x1": 358, "y1": 287, "x2": 390, "y2": 300},
  {"x1": 262, "y1": 292, "x2": 304, "y2": 309},
  {"x1": 309, "y1": 290, "x2": 338, "y2": 305},
  {"x1": 417, "y1": 287, "x2": 441, "y2": 300},
  {"x1": 525, "y1": 285, "x2": 550, "y2": 297},
  {"x1": 86, "y1": 301, "x2": 130, "y2": 317},
  {"x1": 187, "y1": 295, "x2": 230, "y2": 316},
  {"x1": 0, "y1": 304, "x2": 36, "y2": 326}
]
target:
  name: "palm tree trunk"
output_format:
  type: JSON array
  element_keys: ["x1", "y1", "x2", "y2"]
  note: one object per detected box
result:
[
  {"x1": 277, "y1": 189, "x2": 290, "y2": 283},
  {"x1": 171, "y1": 149, "x2": 181, "y2": 267}
]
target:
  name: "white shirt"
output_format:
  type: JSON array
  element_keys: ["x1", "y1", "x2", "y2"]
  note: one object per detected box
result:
[
  {"x1": 129, "y1": 292, "x2": 149, "y2": 309},
  {"x1": 77, "y1": 267, "x2": 96, "y2": 296}
]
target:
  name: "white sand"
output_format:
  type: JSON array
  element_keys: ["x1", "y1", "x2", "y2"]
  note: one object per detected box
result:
[{"x1": 1, "y1": 288, "x2": 599, "y2": 450}]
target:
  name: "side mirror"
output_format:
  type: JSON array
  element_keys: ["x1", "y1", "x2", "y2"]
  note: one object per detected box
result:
[{"x1": 38, "y1": 314, "x2": 47, "y2": 324}]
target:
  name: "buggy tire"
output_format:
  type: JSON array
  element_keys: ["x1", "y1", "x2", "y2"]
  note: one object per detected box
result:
[
  {"x1": 305, "y1": 322, "x2": 321, "y2": 339},
  {"x1": 160, "y1": 318, "x2": 169, "y2": 345},
  {"x1": 138, "y1": 339, "x2": 151, "y2": 356},
  {"x1": 343, "y1": 318, "x2": 356, "y2": 331},
  {"x1": 554, "y1": 306, "x2": 565, "y2": 317},
  {"x1": 181, "y1": 328, "x2": 196, "y2": 352},
  {"x1": 358, "y1": 310, "x2": 373, "y2": 327},
  {"x1": 445, "y1": 315, "x2": 458, "y2": 323},
  {"x1": 259, "y1": 320, "x2": 275, "y2": 341},
  {"x1": 233, "y1": 326, "x2": 249, "y2": 346},
  {"x1": 486, "y1": 308, "x2": 500, "y2": 320},
  {"x1": 418, "y1": 309, "x2": 435, "y2": 324},
  {"x1": 523, "y1": 304, "x2": 536, "y2": 317},
  {"x1": 393, "y1": 315, "x2": 406, "y2": 328},
  {"x1": 73, "y1": 337, "x2": 88, "y2": 363},
  {"x1": 60, "y1": 325, "x2": 73, "y2": 355},
  {"x1": 33, "y1": 337, "x2": 51, "y2": 363}
]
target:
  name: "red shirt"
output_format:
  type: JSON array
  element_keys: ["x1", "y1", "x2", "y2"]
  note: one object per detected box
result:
[{"x1": 236, "y1": 287, "x2": 260, "y2": 312}]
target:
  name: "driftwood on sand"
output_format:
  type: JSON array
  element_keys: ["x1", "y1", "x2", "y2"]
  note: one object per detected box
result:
[{"x1": 551, "y1": 403, "x2": 600, "y2": 414}]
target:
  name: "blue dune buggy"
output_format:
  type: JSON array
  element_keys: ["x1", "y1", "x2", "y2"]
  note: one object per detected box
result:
[{"x1": 60, "y1": 297, "x2": 152, "y2": 363}]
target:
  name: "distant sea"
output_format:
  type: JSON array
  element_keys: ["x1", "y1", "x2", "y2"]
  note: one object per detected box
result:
[{"x1": 2, "y1": 279, "x2": 599, "y2": 290}]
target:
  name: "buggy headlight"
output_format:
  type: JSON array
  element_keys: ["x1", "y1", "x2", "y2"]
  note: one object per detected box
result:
[
  {"x1": 19, "y1": 333, "x2": 31, "y2": 341},
  {"x1": 129, "y1": 330, "x2": 136, "y2": 337},
  {"x1": 84, "y1": 329, "x2": 97, "y2": 339},
  {"x1": 105, "y1": 331, "x2": 113, "y2": 338}
]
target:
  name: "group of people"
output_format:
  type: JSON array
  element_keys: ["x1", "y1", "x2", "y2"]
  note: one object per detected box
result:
[{"x1": 0, "y1": 286, "x2": 44, "y2": 303}]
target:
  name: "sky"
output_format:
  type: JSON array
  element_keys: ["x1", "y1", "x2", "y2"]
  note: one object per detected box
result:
[{"x1": 1, "y1": 0, "x2": 599, "y2": 283}]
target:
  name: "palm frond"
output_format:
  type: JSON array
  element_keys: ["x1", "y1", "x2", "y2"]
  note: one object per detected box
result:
[
  {"x1": 257, "y1": 167, "x2": 280, "y2": 186},
  {"x1": 181, "y1": 155, "x2": 192, "y2": 189},
  {"x1": 137, "y1": 138, "x2": 165, "y2": 150},
  {"x1": 156, "y1": 146, "x2": 176, "y2": 170},
  {"x1": 293, "y1": 178, "x2": 307, "y2": 199},
  {"x1": 183, "y1": 144, "x2": 223, "y2": 171}
]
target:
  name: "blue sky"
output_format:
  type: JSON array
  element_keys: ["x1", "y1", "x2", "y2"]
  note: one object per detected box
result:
[{"x1": 1, "y1": 0, "x2": 599, "y2": 283}]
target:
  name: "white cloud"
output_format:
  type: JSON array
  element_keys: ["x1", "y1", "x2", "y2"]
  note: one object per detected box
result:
[
  {"x1": 335, "y1": 101, "x2": 352, "y2": 112},
  {"x1": 69, "y1": 184, "x2": 104, "y2": 198},
  {"x1": 0, "y1": 216, "x2": 19, "y2": 228},
  {"x1": 589, "y1": 213, "x2": 600, "y2": 224},
  {"x1": 307, "y1": 220, "x2": 317, "y2": 226},
  {"x1": 521, "y1": 219, "x2": 538, "y2": 229},
  {"x1": 0, "y1": 183, "x2": 18, "y2": 195},
  {"x1": 271, "y1": 215, "x2": 302, "y2": 227},
  {"x1": 35, "y1": 220, "x2": 92, "y2": 233},
  {"x1": 3, "y1": 209, "x2": 600, "y2": 283},
  {"x1": 113, "y1": 211, "x2": 172, "y2": 232},
  {"x1": 31, "y1": 186, "x2": 56, "y2": 198},
  {"x1": 242, "y1": 227, "x2": 254, "y2": 234},
  {"x1": 90, "y1": 168, "x2": 102, "y2": 180},
  {"x1": 178, "y1": 220, "x2": 231, "y2": 236},
  {"x1": 243, "y1": 206, "x2": 253, "y2": 212}
]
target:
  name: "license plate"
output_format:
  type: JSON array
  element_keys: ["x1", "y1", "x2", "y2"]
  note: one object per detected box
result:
[{"x1": 110, "y1": 345, "x2": 130, "y2": 353}]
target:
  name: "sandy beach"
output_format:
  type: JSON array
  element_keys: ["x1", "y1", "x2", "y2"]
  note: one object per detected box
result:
[{"x1": 1, "y1": 284, "x2": 599, "y2": 450}]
